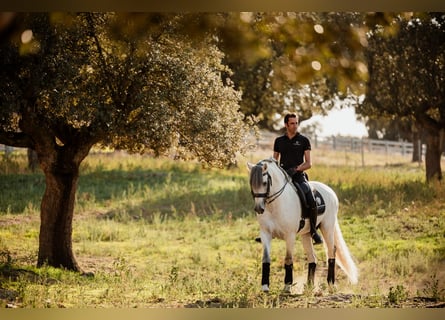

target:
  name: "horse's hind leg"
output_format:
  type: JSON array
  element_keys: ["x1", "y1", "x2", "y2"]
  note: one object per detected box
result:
[
  {"x1": 308, "y1": 262, "x2": 316, "y2": 286},
  {"x1": 319, "y1": 224, "x2": 336, "y2": 285},
  {"x1": 327, "y1": 258, "x2": 335, "y2": 285},
  {"x1": 302, "y1": 233, "x2": 317, "y2": 286}
]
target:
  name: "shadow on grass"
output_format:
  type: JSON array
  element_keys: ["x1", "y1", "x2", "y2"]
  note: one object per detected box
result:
[
  {"x1": 0, "y1": 166, "x2": 254, "y2": 221},
  {"x1": 86, "y1": 168, "x2": 254, "y2": 222},
  {"x1": 78, "y1": 166, "x2": 254, "y2": 222},
  {"x1": 0, "y1": 173, "x2": 45, "y2": 214}
]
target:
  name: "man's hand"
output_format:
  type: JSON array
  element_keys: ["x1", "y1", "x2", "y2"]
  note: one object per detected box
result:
[{"x1": 286, "y1": 168, "x2": 296, "y2": 176}]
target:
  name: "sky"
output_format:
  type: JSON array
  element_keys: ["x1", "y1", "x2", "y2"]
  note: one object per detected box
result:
[{"x1": 300, "y1": 106, "x2": 368, "y2": 138}]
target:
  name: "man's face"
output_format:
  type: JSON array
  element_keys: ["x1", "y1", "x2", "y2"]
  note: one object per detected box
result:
[{"x1": 285, "y1": 117, "x2": 298, "y2": 135}]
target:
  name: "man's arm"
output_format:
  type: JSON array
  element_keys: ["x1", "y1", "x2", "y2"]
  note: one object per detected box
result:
[
  {"x1": 273, "y1": 151, "x2": 280, "y2": 161},
  {"x1": 296, "y1": 150, "x2": 312, "y2": 172}
]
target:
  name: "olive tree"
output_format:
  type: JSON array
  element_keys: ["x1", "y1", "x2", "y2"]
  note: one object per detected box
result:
[
  {"x1": 0, "y1": 13, "x2": 251, "y2": 271},
  {"x1": 359, "y1": 13, "x2": 445, "y2": 182}
]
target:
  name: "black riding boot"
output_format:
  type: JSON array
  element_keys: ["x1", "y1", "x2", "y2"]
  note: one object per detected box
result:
[{"x1": 310, "y1": 206, "x2": 323, "y2": 245}]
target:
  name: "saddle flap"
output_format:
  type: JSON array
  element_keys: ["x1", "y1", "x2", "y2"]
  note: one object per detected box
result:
[{"x1": 294, "y1": 183, "x2": 326, "y2": 216}]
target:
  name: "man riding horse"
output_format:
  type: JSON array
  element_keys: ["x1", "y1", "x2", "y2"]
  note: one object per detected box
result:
[{"x1": 272, "y1": 113, "x2": 323, "y2": 245}]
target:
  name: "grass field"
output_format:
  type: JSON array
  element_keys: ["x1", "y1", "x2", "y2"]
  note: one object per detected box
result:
[{"x1": 0, "y1": 149, "x2": 444, "y2": 308}]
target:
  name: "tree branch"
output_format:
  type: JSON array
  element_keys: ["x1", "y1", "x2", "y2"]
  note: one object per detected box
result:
[
  {"x1": 85, "y1": 13, "x2": 118, "y2": 106},
  {"x1": 417, "y1": 107, "x2": 442, "y2": 134},
  {"x1": 0, "y1": 131, "x2": 33, "y2": 149}
]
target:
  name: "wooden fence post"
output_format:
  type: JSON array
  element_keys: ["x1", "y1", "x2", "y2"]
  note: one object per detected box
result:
[{"x1": 361, "y1": 138, "x2": 365, "y2": 167}]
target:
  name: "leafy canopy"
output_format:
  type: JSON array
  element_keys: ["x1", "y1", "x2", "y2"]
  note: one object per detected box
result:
[
  {"x1": 0, "y1": 13, "x2": 252, "y2": 167},
  {"x1": 359, "y1": 13, "x2": 445, "y2": 132}
]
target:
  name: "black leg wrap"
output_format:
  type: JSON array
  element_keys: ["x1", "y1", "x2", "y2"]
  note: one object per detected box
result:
[
  {"x1": 262, "y1": 262, "x2": 270, "y2": 286},
  {"x1": 327, "y1": 258, "x2": 335, "y2": 284},
  {"x1": 307, "y1": 262, "x2": 316, "y2": 285},
  {"x1": 284, "y1": 263, "x2": 293, "y2": 285}
]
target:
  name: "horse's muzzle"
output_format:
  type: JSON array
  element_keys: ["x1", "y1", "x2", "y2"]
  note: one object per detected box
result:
[{"x1": 254, "y1": 203, "x2": 265, "y2": 214}]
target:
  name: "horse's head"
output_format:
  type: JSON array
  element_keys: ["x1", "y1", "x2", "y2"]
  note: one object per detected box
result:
[{"x1": 247, "y1": 158, "x2": 284, "y2": 214}]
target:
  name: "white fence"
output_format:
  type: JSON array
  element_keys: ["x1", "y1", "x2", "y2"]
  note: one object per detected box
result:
[
  {"x1": 255, "y1": 131, "x2": 429, "y2": 165},
  {"x1": 312, "y1": 135, "x2": 425, "y2": 157},
  {"x1": 0, "y1": 145, "x2": 16, "y2": 154}
]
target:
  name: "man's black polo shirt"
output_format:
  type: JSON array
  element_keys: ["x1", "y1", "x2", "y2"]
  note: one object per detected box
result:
[{"x1": 273, "y1": 132, "x2": 311, "y2": 171}]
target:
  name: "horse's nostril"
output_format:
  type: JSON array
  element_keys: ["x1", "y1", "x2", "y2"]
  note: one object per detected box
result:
[{"x1": 255, "y1": 207, "x2": 264, "y2": 214}]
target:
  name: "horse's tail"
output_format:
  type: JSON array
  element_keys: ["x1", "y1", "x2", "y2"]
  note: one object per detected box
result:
[{"x1": 334, "y1": 220, "x2": 359, "y2": 284}]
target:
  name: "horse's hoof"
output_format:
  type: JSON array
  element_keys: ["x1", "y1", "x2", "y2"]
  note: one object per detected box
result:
[
  {"x1": 328, "y1": 283, "x2": 337, "y2": 294},
  {"x1": 261, "y1": 284, "x2": 270, "y2": 293},
  {"x1": 282, "y1": 284, "x2": 291, "y2": 294}
]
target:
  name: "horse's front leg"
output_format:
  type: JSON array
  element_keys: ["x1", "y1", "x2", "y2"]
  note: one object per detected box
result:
[
  {"x1": 283, "y1": 233, "x2": 295, "y2": 293},
  {"x1": 260, "y1": 231, "x2": 272, "y2": 292}
]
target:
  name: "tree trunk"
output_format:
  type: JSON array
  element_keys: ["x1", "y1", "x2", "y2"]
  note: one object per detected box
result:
[
  {"x1": 33, "y1": 136, "x2": 93, "y2": 271},
  {"x1": 411, "y1": 131, "x2": 421, "y2": 163},
  {"x1": 425, "y1": 131, "x2": 443, "y2": 183},
  {"x1": 38, "y1": 160, "x2": 81, "y2": 271},
  {"x1": 27, "y1": 148, "x2": 39, "y2": 172}
]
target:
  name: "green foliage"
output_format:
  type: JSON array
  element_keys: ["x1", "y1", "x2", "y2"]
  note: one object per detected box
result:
[
  {"x1": 421, "y1": 274, "x2": 445, "y2": 301},
  {"x1": 388, "y1": 285, "x2": 409, "y2": 304},
  {"x1": 361, "y1": 13, "x2": 445, "y2": 122},
  {"x1": 219, "y1": 12, "x2": 371, "y2": 129}
]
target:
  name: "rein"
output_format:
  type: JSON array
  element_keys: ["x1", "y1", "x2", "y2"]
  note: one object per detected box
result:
[{"x1": 251, "y1": 165, "x2": 289, "y2": 205}]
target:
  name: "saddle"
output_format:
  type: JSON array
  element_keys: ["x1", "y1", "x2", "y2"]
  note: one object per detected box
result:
[{"x1": 292, "y1": 181, "x2": 326, "y2": 218}]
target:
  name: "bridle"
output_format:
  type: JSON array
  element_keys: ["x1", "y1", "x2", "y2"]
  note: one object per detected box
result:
[{"x1": 251, "y1": 163, "x2": 289, "y2": 205}]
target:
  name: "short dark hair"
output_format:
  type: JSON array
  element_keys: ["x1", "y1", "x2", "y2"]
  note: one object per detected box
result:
[{"x1": 284, "y1": 113, "x2": 298, "y2": 124}]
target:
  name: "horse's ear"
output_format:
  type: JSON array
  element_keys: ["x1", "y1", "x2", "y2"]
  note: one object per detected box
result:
[{"x1": 247, "y1": 162, "x2": 254, "y2": 171}]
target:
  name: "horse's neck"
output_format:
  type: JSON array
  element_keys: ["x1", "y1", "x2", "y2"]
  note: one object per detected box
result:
[
  {"x1": 270, "y1": 168, "x2": 300, "y2": 201},
  {"x1": 270, "y1": 170, "x2": 295, "y2": 197},
  {"x1": 268, "y1": 178, "x2": 301, "y2": 222},
  {"x1": 270, "y1": 166, "x2": 288, "y2": 187}
]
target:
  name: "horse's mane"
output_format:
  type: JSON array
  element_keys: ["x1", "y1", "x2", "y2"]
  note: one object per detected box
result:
[
  {"x1": 250, "y1": 158, "x2": 291, "y2": 189},
  {"x1": 261, "y1": 158, "x2": 291, "y2": 180},
  {"x1": 255, "y1": 158, "x2": 297, "y2": 192},
  {"x1": 249, "y1": 164, "x2": 264, "y2": 191}
]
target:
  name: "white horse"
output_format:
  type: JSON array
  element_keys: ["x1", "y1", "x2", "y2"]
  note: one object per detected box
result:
[{"x1": 247, "y1": 158, "x2": 358, "y2": 293}]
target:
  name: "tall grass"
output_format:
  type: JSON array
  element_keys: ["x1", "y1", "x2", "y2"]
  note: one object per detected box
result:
[{"x1": 0, "y1": 150, "x2": 444, "y2": 307}]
